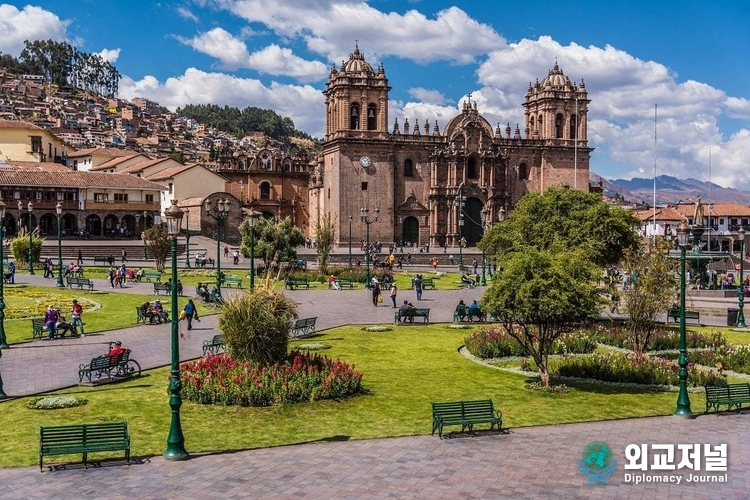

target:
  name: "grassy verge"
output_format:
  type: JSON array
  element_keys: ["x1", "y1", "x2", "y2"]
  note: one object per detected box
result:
[
  {"x1": 1, "y1": 285, "x2": 215, "y2": 345},
  {"x1": 0, "y1": 324, "x2": 687, "y2": 468}
]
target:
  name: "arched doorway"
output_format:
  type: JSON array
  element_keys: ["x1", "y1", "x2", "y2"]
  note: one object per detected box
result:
[
  {"x1": 103, "y1": 214, "x2": 119, "y2": 238},
  {"x1": 402, "y1": 216, "x2": 419, "y2": 246},
  {"x1": 61, "y1": 214, "x2": 77, "y2": 235},
  {"x1": 462, "y1": 197, "x2": 484, "y2": 246},
  {"x1": 39, "y1": 213, "x2": 55, "y2": 236},
  {"x1": 261, "y1": 211, "x2": 275, "y2": 220},
  {"x1": 86, "y1": 214, "x2": 102, "y2": 236},
  {"x1": 4, "y1": 214, "x2": 17, "y2": 236},
  {"x1": 19, "y1": 213, "x2": 37, "y2": 233},
  {"x1": 121, "y1": 214, "x2": 136, "y2": 238}
]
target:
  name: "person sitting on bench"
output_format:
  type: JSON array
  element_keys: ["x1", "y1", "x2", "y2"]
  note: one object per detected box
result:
[
  {"x1": 109, "y1": 341, "x2": 126, "y2": 359},
  {"x1": 399, "y1": 300, "x2": 416, "y2": 323},
  {"x1": 54, "y1": 310, "x2": 77, "y2": 337},
  {"x1": 461, "y1": 273, "x2": 476, "y2": 288}
]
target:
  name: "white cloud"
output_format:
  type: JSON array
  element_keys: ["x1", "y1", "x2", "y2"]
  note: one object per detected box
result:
[
  {"x1": 176, "y1": 6, "x2": 199, "y2": 22},
  {"x1": 0, "y1": 4, "x2": 69, "y2": 55},
  {"x1": 176, "y1": 28, "x2": 327, "y2": 81},
  {"x1": 219, "y1": 1, "x2": 504, "y2": 64},
  {"x1": 407, "y1": 88, "x2": 448, "y2": 106},
  {"x1": 119, "y1": 68, "x2": 325, "y2": 136},
  {"x1": 96, "y1": 48, "x2": 121, "y2": 63}
]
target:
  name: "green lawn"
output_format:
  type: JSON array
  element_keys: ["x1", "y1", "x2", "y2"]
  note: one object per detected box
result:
[
  {"x1": 0, "y1": 323, "x2": 693, "y2": 468},
  {"x1": 1, "y1": 285, "x2": 215, "y2": 345}
]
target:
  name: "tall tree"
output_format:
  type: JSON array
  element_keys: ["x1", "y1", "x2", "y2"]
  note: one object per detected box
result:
[
  {"x1": 238, "y1": 216, "x2": 305, "y2": 275},
  {"x1": 314, "y1": 213, "x2": 336, "y2": 274},
  {"x1": 143, "y1": 225, "x2": 170, "y2": 272},
  {"x1": 621, "y1": 239, "x2": 679, "y2": 353},
  {"x1": 480, "y1": 186, "x2": 640, "y2": 268}
]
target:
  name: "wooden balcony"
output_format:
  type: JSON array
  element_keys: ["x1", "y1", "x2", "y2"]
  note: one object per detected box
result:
[{"x1": 84, "y1": 200, "x2": 160, "y2": 212}]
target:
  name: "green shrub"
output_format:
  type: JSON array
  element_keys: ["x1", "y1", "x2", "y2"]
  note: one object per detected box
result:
[
  {"x1": 218, "y1": 288, "x2": 296, "y2": 365},
  {"x1": 661, "y1": 344, "x2": 750, "y2": 375}
]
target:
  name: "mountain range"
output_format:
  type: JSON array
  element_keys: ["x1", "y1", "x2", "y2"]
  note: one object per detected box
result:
[{"x1": 591, "y1": 173, "x2": 750, "y2": 205}]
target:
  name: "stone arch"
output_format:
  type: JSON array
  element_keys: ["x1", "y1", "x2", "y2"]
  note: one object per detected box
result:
[
  {"x1": 350, "y1": 103, "x2": 360, "y2": 129},
  {"x1": 259, "y1": 181, "x2": 272, "y2": 200},
  {"x1": 555, "y1": 113, "x2": 564, "y2": 138},
  {"x1": 404, "y1": 158, "x2": 414, "y2": 177},
  {"x1": 86, "y1": 214, "x2": 102, "y2": 236},
  {"x1": 121, "y1": 214, "x2": 137, "y2": 238},
  {"x1": 518, "y1": 162, "x2": 529, "y2": 181},
  {"x1": 367, "y1": 103, "x2": 377, "y2": 130},
  {"x1": 402, "y1": 216, "x2": 419, "y2": 245},
  {"x1": 103, "y1": 214, "x2": 119, "y2": 238},
  {"x1": 61, "y1": 213, "x2": 78, "y2": 234},
  {"x1": 39, "y1": 212, "x2": 56, "y2": 236},
  {"x1": 467, "y1": 155, "x2": 479, "y2": 179},
  {"x1": 19, "y1": 213, "x2": 37, "y2": 232},
  {"x1": 4, "y1": 213, "x2": 17, "y2": 236},
  {"x1": 570, "y1": 113, "x2": 577, "y2": 139}
]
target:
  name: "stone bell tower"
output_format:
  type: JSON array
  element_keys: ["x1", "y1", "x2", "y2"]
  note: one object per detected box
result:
[{"x1": 323, "y1": 43, "x2": 391, "y2": 141}]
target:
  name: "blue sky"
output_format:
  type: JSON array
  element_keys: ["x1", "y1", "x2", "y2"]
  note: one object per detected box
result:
[{"x1": 2, "y1": 1, "x2": 749, "y2": 188}]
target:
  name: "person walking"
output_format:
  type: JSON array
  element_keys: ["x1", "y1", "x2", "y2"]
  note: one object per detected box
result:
[
  {"x1": 77, "y1": 249, "x2": 83, "y2": 265},
  {"x1": 389, "y1": 282, "x2": 398, "y2": 307},
  {"x1": 472, "y1": 257, "x2": 478, "y2": 275},
  {"x1": 415, "y1": 274, "x2": 423, "y2": 301},
  {"x1": 183, "y1": 299, "x2": 199, "y2": 330},
  {"x1": 121, "y1": 248, "x2": 128, "y2": 264},
  {"x1": 70, "y1": 299, "x2": 85, "y2": 337},
  {"x1": 371, "y1": 280, "x2": 381, "y2": 306}
]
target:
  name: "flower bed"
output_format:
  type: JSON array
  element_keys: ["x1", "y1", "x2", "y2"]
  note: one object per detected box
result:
[
  {"x1": 181, "y1": 351, "x2": 364, "y2": 406},
  {"x1": 26, "y1": 396, "x2": 88, "y2": 410},
  {"x1": 660, "y1": 344, "x2": 750, "y2": 375},
  {"x1": 465, "y1": 327, "x2": 597, "y2": 359},
  {"x1": 589, "y1": 324, "x2": 725, "y2": 351},
  {"x1": 544, "y1": 352, "x2": 726, "y2": 387}
]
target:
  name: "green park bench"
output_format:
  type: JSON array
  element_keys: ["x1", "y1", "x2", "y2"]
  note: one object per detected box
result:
[
  {"x1": 285, "y1": 278, "x2": 310, "y2": 290},
  {"x1": 224, "y1": 276, "x2": 242, "y2": 288},
  {"x1": 78, "y1": 349, "x2": 141, "y2": 384},
  {"x1": 394, "y1": 308, "x2": 430, "y2": 324},
  {"x1": 31, "y1": 318, "x2": 72, "y2": 339},
  {"x1": 39, "y1": 422, "x2": 131, "y2": 471},
  {"x1": 66, "y1": 276, "x2": 94, "y2": 290},
  {"x1": 153, "y1": 282, "x2": 170, "y2": 295},
  {"x1": 142, "y1": 271, "x2": 162, "y2": 282},
  {"x1": 290, "y1": 317, "x2": 317, "y2": 338},
  {"x1": 704, "y1": 384, "x2": 750, "y2": 414},
  {"x1": 329, "y1": 278, "x2": 356, "y2": 289},
  {"x1": 93, "y1": 256, "x2": 114, "y2": 265},
  {"x1": 453, "y1": 303, "x2": 467, "y2": 322},
  {"x1": 422, "y1": 278, "x2": 436, "y2": 289},
  {"x1": 135, "y1": 307, "x2": 148, "y2": 324},
  {"x1": 467, "y1": 307, "x2": 487, "y2": 322},
  {"x1": 667, "y1": 308, "x2": 700, "y2": 324},
  {"x1": 202, "y1": 335, "x2": 226, "y2": 356},
  {"x1": 431, "y1": 399, "x2": 503, "y2": 438}
]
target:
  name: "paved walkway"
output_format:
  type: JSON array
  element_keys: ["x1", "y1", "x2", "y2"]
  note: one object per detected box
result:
[
  {"x1": 2, "y1": 269, "x2": 749, "y2": 498},
  {"x1": 2, "y1": 413, "x2": 749, "y2": 498}
]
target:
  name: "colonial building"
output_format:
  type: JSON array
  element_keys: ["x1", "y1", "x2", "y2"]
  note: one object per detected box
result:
[{"x1": 309, "y1": 45, "x2": 592, "y2": 247}]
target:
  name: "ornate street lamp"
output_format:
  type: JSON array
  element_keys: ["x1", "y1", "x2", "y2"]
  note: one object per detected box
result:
[
  {"x1": 738, "y1": 227, "x2": 746, "y2": 328},
  {"x1": 247, "y1": 209, "x2": 260, "y2": 290},
  {"x1": 455, "y1": 184, "x2": 466, "y2": 266},
  {"x1": 675, "y1": 222, "x2": 693, "y2": 418},
  {"x1": 0, "y1": 200, "x2": 8, "y2": 350},
  {"x1": 360, "y1": 207, "x2": 379, "y2": 289},
  {"x1": 163, "y1": 200, "x2": 188, "y2": 460},
  {"x1": 19, "y1": 201, "x2": 35, "y2": 274},
  {"x1": 184, "y1": 209, "x2": 191, "y2": 269},
  {"x1": 142, "y1": 211, "x2": 149, "y2": 260},
  {"x1": 348, "y1": 215, "x2": 353, "y2": 267},
  {"x1": 56, "y1": 202, "x2": 64, "y2": 288},
  {"x1": 205, "y1": 197, "x2": 231, "y2": 296},
  {"x1": 480, "y1": 207, "x2": 489, "y2": 286}
]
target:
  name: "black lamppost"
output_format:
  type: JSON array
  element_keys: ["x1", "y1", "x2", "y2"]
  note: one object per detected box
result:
[
  {"x1": 205, "y1": 197, "x2": 230, "y2": 296},
  {"x1": 360, "y1": 207, "x2": 378, "y2": 289},
  {"x1": 247, "y1": 210, "x2": 259, "y2": 290},
  {"x1": 455, "y1": 183, "x2": 465, "y2": 266},
  {"x1": 164, "y1": 200, "x2": 188, "y2": 460},
  {"x1": 184, "y1": 209, "x2": 191, "y2": 269},
  {"x1": 480, "y1": 207, "x2": 488, "y2": 286},
  {"x1": 348, "y1": 215, "x2": 352, "y2": 267},
  {"x1": 56, "y1": 202, "x2": 64, "y2": 288},
  {"x1": 0, "y1": 200, "x2": 8, "y2": 350},
  {"x1": 142, "y1": 211, "x2": 148, "y2": 260},
  {"x1": 675, "y1": 222, "x2": 693, "y2": 418},
  {"x1": 19, "y1": 201, "x2": 34, "y2": 274},
  {"x1": 738, "y1": 227, "x2": 746, "y2": 327}
]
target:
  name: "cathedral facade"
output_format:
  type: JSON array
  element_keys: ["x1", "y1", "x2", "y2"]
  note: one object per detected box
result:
[{"x1": 309, "y1": 45, "x2": 592, "y2": 247}]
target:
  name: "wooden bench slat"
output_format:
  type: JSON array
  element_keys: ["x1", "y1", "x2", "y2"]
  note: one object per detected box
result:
[
  {"x1": 431, "y1": 399, "x2": 502, "y2": 438},
  {"x1": 40, "y1": 422, "x2": 130, "y2": 470}
]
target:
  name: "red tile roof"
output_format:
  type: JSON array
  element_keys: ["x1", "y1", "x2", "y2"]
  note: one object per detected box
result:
[
  {"x1": 67, "y1": 147, "x2": 133, "y2": 159},
  {"x1": 146, "y1": 164, "x2": 199, "y2": 180},
  {"x1": 0, "y1": 169, "x2": 167, "y2": 190},
  {"x1": 6, "y1": 161, "x2": 72, "y2": 172},
  {"x1": 0, "y1": 118, "x2": 42, "y2": 130},
  {"x1": 90, "y1": 154, "x2": 147, "y2": 170},
  {"x1": 118, "y1": 157, "x2": 172, "y2": 174}
]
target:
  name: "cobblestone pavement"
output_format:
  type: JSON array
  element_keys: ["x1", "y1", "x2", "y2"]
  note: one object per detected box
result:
[{"x1": 1, "y1": 413, "x2": 748, "y2": 499}]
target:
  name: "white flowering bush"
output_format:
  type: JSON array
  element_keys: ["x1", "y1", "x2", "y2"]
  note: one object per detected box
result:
[{"x1": 26, "y1": 396, "x2": 88, "y2": 410}]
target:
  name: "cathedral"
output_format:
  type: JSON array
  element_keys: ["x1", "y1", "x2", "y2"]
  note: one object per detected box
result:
[{"x1": 309, "y1": 44, "x2": 592, "y2": 247}]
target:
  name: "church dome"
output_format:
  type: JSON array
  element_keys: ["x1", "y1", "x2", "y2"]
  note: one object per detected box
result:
[
  {"x1": 541, "y1": 62, "x2": 573, "y2": 90},
  {"x1": 340, "y1": 44, "x2": 374, "y2": 75}
]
